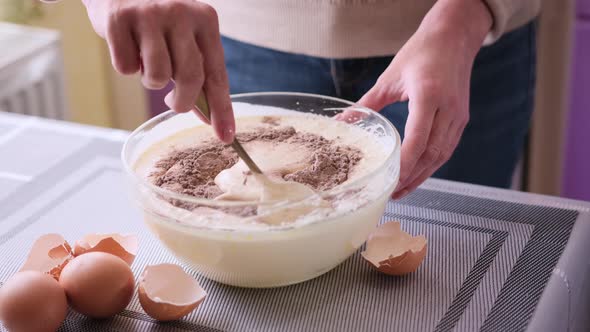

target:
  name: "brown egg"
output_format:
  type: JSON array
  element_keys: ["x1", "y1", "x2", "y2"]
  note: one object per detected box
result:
[
  {"x1": 0, "y1": 271, "x2": 68, "y2": 332},
  {"x1": 59, "y1": 252, "x2": 134, "y2": 318},
  {"x1": 361, "y1": 221, "x2": 428, "y2": 276},
  {"x1": 138, "y1": 264, "x2": 206, "y2": 321},
  {"x1": 73, "y1": 233, "x2": 138, "y2": 266}
]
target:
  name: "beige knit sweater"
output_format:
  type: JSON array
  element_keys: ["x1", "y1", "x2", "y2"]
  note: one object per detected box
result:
[{"x1": 204, "y1": 0, "x2": 540, "y2": 59}]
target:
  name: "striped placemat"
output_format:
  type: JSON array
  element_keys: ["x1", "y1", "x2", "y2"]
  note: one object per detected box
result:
[{"x1": 0, "y1": 112, "x2": 588, "y2": 332}]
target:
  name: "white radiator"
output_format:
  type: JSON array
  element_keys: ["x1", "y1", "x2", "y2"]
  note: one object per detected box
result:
[{"x1": 0, "y1": 22, "x2": 67, "y2": 120}]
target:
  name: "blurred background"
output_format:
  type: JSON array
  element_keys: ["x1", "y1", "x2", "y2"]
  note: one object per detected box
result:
[{"x1": 0, "y1": 0, "x2": 588, "y2": 200}]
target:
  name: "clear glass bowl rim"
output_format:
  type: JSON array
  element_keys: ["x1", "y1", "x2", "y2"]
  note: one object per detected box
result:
[{"x1": 121, "y1": 91, "x2": 401, "y2": 210}]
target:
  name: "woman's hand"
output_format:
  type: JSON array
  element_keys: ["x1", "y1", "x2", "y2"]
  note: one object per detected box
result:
[
  {"x1": 82, "y1": 0, "x2": 235, "y2": 143},
  {"x1": 357, "y1": 0, "x2": 492, "y2": 198}
]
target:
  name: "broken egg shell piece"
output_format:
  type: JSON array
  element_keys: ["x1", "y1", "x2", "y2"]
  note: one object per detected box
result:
[
  {"x1": 138, "y1": 263, "x2": 206, "y2": 321},
  {"x1": 73, "y1": 233, "x2": 138, "y2": 266},
  {"x1": 19, "y1": 233, "x2": 73, "y2": 280},
  {"x1": 361, "y1": 221, "x2": 427, "y2": 276}
]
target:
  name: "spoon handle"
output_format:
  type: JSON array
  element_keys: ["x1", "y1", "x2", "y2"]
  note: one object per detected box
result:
[
  {"x1": 195, "y1": 92, "x2": 263, "y2": 174},
  {"x1": 230, "y1": 140, "x2": 263, "y2": 174}
]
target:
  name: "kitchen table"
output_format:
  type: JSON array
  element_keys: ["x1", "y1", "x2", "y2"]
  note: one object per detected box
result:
[{"x1": 0, "y1": 111, "x2": 588, "y2": 332}]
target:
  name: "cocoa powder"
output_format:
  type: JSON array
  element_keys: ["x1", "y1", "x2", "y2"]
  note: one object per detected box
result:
[
  {"x1": 150, "y1": 125, "x2": 363, "y2": 210},
  {"x1": 261, "y1": 116, "x2": 280, "y2": 126},
  {"x1": 152, "y1": 144, "x2": 237, "y2": 199},
  {"x1": 284, "y1": 145, "x2": 361, "y2": 191}
]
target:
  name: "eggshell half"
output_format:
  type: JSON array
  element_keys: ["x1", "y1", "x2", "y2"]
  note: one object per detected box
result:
[
  {"x1": 20, "y1": 233, "x2": 73, "y2": 280},
  {"x1": 73, "y1": 233, "x2": 138, "y2": 266},
  {"x1": 138, "y1": 264, "x2": 206, "y2": 321},
  {"x1": 361, "y1": 221, "x2": 427, "y2": 276}
]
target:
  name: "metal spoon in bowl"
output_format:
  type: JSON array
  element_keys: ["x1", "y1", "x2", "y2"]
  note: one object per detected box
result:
[
  {"x1": 195, "y1": 93, "x2": 262, "y2": 174},
  {"x1": 194, "y1": 93, "x2": 319, "y2": 223}
]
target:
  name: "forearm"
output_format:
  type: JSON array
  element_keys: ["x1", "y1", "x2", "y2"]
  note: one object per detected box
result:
[{"x1": 420, "y1": 0, "x2": 493, "y2": 58}]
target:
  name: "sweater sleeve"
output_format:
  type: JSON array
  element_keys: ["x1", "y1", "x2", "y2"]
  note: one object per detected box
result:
[{"x1": 482, "y1": 0, "x2": 541, "y2": 44}]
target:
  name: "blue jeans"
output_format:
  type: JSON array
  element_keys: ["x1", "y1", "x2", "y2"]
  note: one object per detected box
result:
[{"x1": 222, "y1": 22, "x2": 536, "y2": 188}]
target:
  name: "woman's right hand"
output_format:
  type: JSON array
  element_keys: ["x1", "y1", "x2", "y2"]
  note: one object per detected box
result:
[{"x1": 82, "y1": 0, "x2": 235, "y2": 143}]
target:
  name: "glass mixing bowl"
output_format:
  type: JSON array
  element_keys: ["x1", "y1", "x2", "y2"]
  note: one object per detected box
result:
[{"x1": 122, "y1": 92, "x2": 400, "y2": 288}]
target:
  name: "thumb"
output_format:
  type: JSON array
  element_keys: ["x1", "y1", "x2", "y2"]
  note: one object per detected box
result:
[{"x1": 357, "y1": 82, "x2": 401, "y2": 112}]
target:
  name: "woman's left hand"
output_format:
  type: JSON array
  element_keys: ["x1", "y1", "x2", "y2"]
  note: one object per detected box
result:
[{"x1": 357, "y1": 0, "x2": 493, "y2": 199}]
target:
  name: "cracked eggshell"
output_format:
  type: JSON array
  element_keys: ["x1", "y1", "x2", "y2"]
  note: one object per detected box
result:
[
  {"x1": 361, "y1": 221, "x2": 427, "y2": 276},
  {"x1": 73, "y1": 233, "x2": 138, "y2": 266},
  {"x1": 138, "y1": 264, "x2": 206, "y2": 321},
  {"x1": 19, "y1": 233, "x2": 73, "y2": 280}
]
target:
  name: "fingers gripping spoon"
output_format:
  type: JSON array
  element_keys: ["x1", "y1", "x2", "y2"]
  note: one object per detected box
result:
[
  {"x1": 195, "y1": 93, "x2": 262, "y2": 174},
  {"x1": 194, "y1": 93, "x2": 320, "y2": 224}
]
